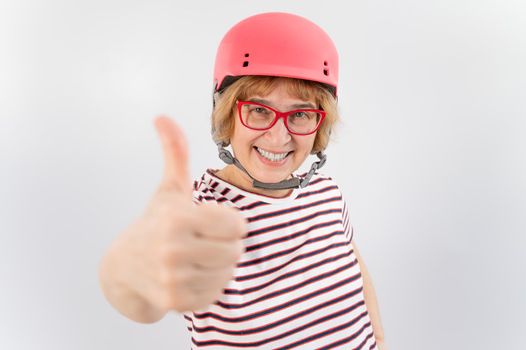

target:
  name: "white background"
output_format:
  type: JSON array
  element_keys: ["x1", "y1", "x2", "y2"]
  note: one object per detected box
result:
[{"x1": 1, "y1": 0, "x2": 525, "y2": 349}]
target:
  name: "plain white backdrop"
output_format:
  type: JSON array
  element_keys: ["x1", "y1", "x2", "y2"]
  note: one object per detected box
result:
[{"x1": 1, "y1": 0, "x2": 525, "y2": 349}]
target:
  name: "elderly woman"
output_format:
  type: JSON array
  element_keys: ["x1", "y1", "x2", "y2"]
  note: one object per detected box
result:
[{"x1": 99, "y1": 12, "x2": 386, "y2": 349}]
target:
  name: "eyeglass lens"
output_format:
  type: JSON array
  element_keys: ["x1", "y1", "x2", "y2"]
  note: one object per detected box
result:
[{"x1": 240, "y1": 104, "x2": 321, "y2": 134}]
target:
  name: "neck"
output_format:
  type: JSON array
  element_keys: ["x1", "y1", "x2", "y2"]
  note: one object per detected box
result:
[{"x1": 214, "y1": 165, "x2": 293, "y2": 198}]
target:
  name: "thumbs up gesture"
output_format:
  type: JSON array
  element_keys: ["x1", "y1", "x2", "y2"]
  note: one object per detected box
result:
[{"x1": 99, "y1": 116, "x2": 246, "y2": 321}]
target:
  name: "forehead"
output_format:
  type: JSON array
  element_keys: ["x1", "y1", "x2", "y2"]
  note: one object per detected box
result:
[
  {"x1": 246, "y1": 97, "x2": 317, "y2": 110},
  {"x1": 237, "y1": 77, "x2": 321, "y2": 105}
]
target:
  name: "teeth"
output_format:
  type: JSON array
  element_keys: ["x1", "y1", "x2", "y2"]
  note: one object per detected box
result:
[{"x1": 256, "y1": 147, "x2": 289, "y2": 162}]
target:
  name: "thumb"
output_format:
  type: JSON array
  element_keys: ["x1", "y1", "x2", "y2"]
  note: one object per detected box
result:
[{"x1": 153, "y1": 116, "x2": 192, "y2": 195}]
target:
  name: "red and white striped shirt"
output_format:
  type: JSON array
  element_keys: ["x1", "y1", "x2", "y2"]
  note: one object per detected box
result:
[{"x1": 183, "y1": 169, "x2": 378, "y2": 349}]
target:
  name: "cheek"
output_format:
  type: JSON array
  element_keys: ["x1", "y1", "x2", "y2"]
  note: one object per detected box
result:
[
  {"x1": 231, "y1": 124, "x2": 264, "y2": 153},
  {"x1": 294, "y1": 135, "x2": 316, "y2": 155}
]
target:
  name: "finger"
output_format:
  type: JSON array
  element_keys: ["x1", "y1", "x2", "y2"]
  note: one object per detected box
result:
[
  {"x1": 185, "y1": 237, "x2": 244, "y2": 269},
  {"x1": 186, "y1": 266, "x2": 234, "y2": 294},
  {"x1": 193, "y1": 204, "x2": 248, "y2": 241},
  {"x1": 153, "y1": 116, "x2": 192, "y2": 196}
]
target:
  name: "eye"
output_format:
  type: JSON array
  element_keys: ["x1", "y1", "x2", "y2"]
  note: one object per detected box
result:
[
  {"x1": 248, "y1": 106, "x2": 272, "y2": 116},
  {"x1": 292, "y1": 111, "x2": 308, "y2": 119}
]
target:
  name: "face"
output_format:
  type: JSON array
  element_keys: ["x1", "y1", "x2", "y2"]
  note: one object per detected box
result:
[{"x1": 228, "y1": 81, "x2": 318, "y2": 190}]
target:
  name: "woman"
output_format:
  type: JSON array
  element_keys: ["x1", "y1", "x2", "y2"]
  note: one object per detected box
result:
[{"x1": 99, "y1": 12, "x2": 386, "y2": 349}]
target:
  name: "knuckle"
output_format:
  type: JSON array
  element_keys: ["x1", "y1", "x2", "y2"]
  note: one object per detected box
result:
[
  {"x1": 185, "y1": 297, "x2": 210, "y2": 312},
  {"x1": 158, "y1": 267, "x2": 190, "y2": 288},
  {"x1": 225, "y1": 242, "x2": 244, "y2": 265},
  {"x1": 215, "y1": 269, "x2": 234, "y2": 286},
  {"x1": 233, "y1": 241, "x2": 245, "y2": 260},
  {"x1": 217, "y1": 208, "x2": 247, "y2": 239},
  {"x1": 226, "y1": 211, "x2": 248, "y2": 239},
  {"x1": 208, "y1": 265, "x2": 232, "y2": 283},
  {"x1": 224, "y1": 266, "x2": 237, "y2": 282},
  {"x1": 160, "y1": 288, "x2": 212, "y2": 313},
  {"x1": 197, "y1": 204, "x2": 247, "y2": 240},
  {"x1": 205, "y1": 290, "x2": 223, "y2": 306},
  {"x1": 157, "y1": 243, "x2": 185, "y2": 266},
  {"x1": 155, "y1": 277, "x2": 196, "y2": 312},
  {"x1": 160, "y1": 290, "x2": 193, "y2": 312}
]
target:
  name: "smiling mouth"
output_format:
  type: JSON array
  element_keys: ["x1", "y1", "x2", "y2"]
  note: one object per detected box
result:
[{"x1": 254, "y1": 147, "x2": 293, "y2": 162}]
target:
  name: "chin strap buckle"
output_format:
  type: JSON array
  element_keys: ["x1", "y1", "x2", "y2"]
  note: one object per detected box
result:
[{"x1": 299, "y1": 152, "x2": 327, "y2": 188}]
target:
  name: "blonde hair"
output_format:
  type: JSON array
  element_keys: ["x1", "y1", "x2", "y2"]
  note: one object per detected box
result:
[{"x1": 212, "y1": 76, "x2": 339, "y2": 153}]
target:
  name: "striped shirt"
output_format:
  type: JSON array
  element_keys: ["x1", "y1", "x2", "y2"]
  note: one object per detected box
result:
[{"x1": 183, "y1": 169, "x2": 378, "y2": 349}]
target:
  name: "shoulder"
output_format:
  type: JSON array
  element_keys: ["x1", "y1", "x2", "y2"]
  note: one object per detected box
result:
[
  {"x1": 192, "y1": 171, "x2": 220, "y2": 204},
  {"x1": 294, "y1": 172, "x2": 348, "y2": 205},
  {"x1": 192, "y1": 169, "x2": 246, "y2": 206},
  {"x1": 299, "y1": 171, "x2": 343, "y2": 193}
]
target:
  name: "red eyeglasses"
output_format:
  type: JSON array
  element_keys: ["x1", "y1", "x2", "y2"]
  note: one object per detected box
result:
[{"x1": 237, "y1": 100, "x2": 326, "y2": 135}]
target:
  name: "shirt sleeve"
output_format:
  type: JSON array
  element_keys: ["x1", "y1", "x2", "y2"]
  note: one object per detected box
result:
[{"x1": 342, "y1": 198, "x2": 354, "y2": 243}]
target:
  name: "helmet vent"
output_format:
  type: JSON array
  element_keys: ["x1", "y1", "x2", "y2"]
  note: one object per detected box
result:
[
  {"x1": 243, "y1": 53, "x2": 250, "y2": 67},
  {"x1": 323, "y1": 68, "x2": 329, "y2": 76}
]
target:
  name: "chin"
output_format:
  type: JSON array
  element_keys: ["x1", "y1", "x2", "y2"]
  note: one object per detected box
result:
[
  {"x1": 253, "y1": 173, "x2": 290, "y2": 184},
  {"x1": 249, "y1": 163, "x2": 297, "y2": 184}
]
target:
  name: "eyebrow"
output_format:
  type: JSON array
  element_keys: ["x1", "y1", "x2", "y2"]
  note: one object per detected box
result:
[{"x1": 247, "y1": 98, "x2": 317, "y2": 110}]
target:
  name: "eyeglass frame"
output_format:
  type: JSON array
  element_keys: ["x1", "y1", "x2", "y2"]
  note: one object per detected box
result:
[{"x1": 236, "y1": 100, "x2": 326, "y2": 136}]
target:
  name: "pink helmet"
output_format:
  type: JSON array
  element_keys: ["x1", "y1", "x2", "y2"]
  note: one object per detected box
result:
[{"x1": 213, "y1": 12, "x2": 339, "y2": 97}]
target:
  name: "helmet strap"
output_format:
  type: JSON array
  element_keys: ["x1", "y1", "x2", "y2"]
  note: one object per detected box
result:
[{"x1": 216, "y1": 143, "x2": 326, "y2": 190}]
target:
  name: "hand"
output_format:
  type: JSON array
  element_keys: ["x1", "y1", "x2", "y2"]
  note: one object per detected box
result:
[{"x1": 108, "y1": 116, "x2": 246, "y2": 315}]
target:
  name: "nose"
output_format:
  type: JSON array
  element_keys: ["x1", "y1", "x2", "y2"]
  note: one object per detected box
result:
[{"x1": 265, "y1": 117, "x2": 291, "y2": 143}]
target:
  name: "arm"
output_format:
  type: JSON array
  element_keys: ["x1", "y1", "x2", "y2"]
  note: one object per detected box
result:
[
  {"x1": 98, "y1": 117, "x2": 245, "y2": 323},
  {"x1": 353, "y1": 241, "x2": 387, "y2": 348}
]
